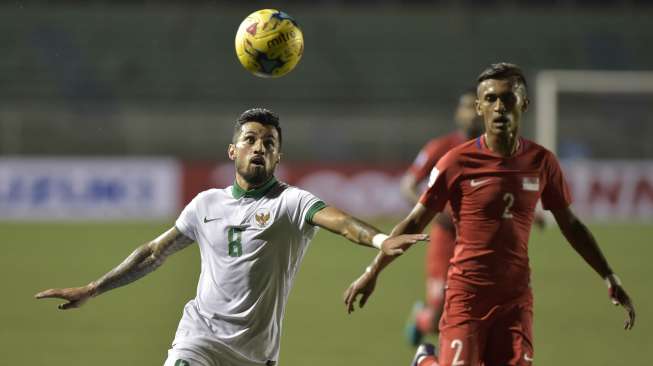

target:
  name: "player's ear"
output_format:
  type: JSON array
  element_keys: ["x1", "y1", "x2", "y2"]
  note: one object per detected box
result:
[
  {"x1": 228, "y1": 144, "x2": 237, "y2": 161},
  {"x1": 277, "y1": 152, "x2": 283, "y2": 164},
  {"x1": 522, "y1": 96, "x2": 530, "y2": 112},
  {"x1": 475, "y1": 98, "x2": 483, "y2": 116}
]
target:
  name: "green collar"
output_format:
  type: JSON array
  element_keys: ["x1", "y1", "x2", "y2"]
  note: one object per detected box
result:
[{"x1": 232, "y1": 177, "x2": 278, "y2": 200}]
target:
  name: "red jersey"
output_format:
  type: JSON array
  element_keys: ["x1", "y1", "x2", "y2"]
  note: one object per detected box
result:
[
  {"x1": 419, "y1": 136, "x2": 572, "y2": 293},
  {"x1": 407, "y1": 132, "x2": 467, "y2": 183}
]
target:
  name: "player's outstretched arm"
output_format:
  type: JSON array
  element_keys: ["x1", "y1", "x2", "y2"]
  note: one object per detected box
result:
[
  {"x1": 343, "y1": 203, "x2": 437, "y2": 313},
  {"x1": 35, "y1": 227, "x2": 194, "y2": 310},
  {"x1": 311, "y1": 206, "x2": 428, "y2": 255},
  {"x1": 551, "y1": 207, "x2": 635, "y2": 330}
]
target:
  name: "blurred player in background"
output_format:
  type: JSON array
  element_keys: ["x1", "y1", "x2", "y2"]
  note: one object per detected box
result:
[
  {"x1": 344, "y1": 63, "x2": 635, "y2": 366},
  {"x1": 399, "y1": 89, "x2": 483, "y2": 346},
  {"x1": 35, "y1": 108, "x2": 425, "y2": 366}
]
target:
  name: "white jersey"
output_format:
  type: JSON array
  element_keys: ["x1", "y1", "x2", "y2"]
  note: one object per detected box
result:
[{"x1": 173, "y1": 178, "x2": 325, "y2": 364}]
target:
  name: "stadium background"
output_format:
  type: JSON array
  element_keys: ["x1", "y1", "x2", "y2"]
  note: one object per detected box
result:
[{"x1": 1, "y1": 1, "x2": 651, "y2": 365}]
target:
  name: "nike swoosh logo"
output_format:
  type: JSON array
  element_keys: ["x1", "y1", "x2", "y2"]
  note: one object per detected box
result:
[
  {"x1": 203, "y1": 217, "x2": 221, "y2": 223},
  {"x1": 470, "y1": 179, "x2": 491, "y2": 187},
  {"x1": 524, "y1": 354, "x2": 534, "y2": 362}
]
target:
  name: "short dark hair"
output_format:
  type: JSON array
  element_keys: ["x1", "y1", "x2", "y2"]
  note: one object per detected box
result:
[
  {"x1": 477, "y1": 62, "x2": 528, "y2": 91},
  {"x1": 233, "y1": 108, "x2": 282, "y2": 145}
]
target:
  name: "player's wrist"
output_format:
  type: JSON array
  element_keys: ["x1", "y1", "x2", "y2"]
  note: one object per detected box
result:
[
  {"x1": 86, "y1": 282, "x2": 100, "y2": 297},
  {"x1": 365, "y1": 265, "x2": 380, "y2": 277},
  {"x1": 604, "y1": 273, "x2": 622, "y2": 289},
  {"x1": 371, "y1": 233, "x2": 389, "y2": 250}
]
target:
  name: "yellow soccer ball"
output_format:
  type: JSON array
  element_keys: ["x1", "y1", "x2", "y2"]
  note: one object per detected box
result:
[{"x1": 235, "y1": 9, "x2": 304, "y2": 78}]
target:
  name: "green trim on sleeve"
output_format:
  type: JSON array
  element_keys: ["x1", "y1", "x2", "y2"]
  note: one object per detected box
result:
[{"x1": 305, "y1": 201, "x2": 327, "y2": 225}]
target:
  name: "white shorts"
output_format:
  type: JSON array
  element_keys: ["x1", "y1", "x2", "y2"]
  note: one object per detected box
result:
[{"x1": 163, "y1": 336, "x2": 275, "y2": 366}]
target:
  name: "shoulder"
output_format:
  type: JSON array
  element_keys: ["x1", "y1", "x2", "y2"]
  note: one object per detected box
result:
[
  {"x1": 274, "y1": 182, "x2": 324, "y2": 220},
  {"x1": 421, "y1": 134, "x2": 473, "y2": 167},
  {"x1": 520, "y1": 138, "x2": 559, "y2": 164},
  {"x1": 444, "y1": 138, "x2": 478, "y2": 161},
  {"x1": 189, "y1": 188, "x2": 230, "y2": 206},
  {"x1": 198, "y1": 187, "x2": 230, "y2": 199},
  {"x1": 521, "y1": 137, "x2": 550, "y2": 154},
  {"x1": 276, "y1": 182, "x2": 313, "y2": 201},
  {"x1": 433, "y1": 138, "x2": 486, "y2": 176}
]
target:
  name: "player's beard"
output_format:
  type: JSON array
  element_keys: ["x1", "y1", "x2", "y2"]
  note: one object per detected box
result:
[
  {"x1": 494, "y1": 123, "x2": 520, "y2": 152},
  {"x1": 489, "y1": 117, "x2": 519, "y2": 139},
  {"x1": 238, "y1": 162, "x2": 276, "y2": 187},
  {"x1": 505, "y1": 121, "x2": 519, "y2": 140}
]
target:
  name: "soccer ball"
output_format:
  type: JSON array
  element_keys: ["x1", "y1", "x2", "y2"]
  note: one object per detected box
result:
[{"x1": 234, "y1": 9, "x2": 304, "y2": 78}]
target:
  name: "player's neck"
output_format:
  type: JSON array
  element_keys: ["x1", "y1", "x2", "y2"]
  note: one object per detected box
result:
[
  {"x1": 235, "y1": 175, "x2": 274, "y2": 192},
  {"x1": 484, "y1": 133, "x2": 519, "y2": 157}
]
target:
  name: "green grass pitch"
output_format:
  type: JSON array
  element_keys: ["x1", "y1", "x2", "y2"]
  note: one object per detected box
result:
[{"x1": 1, "y1": 221, "x2": 650, "y2": 365}]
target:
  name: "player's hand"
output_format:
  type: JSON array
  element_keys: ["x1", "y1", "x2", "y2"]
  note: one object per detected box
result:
[
  {"x1": 380, "y1": 234, "x2": 428, "y2": 256},
  {"x1": 34, "y1": 284, "x2": 96, "y2": 310},
  {"x1": 606, "y1": 275, "x2": 635, "y2": 330},
  {"x1": 343, "y1": 269, "x2": 377, "y2": 314}
]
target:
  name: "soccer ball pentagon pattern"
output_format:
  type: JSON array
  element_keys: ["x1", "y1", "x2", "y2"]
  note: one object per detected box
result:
[{"x1": 235, "y1": 9, "x2": 304, "y2": 78}]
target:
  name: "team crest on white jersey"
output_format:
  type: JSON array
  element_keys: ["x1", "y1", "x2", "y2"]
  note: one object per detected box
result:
[
  {"x1": 253, "y1": 208, "x2": 273, "y2": 228},
  {"x1": 522, "y1": 177, "x2": 540, "y2": 191}
]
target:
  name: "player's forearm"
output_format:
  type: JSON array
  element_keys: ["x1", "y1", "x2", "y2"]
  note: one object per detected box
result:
[
  {"x1": 89, "y1": 228, "x2": 193, "y2": 296},
  {"x1": 389, "y1": 214, "x2": 426, "y2": 236},
  {"x1": 312, "y1": 207, "x2": 383, "y2": 248},
  {"x1": 366, "y1": 251, "x2": 397, "y2": 277},
  {"x1": 339, "y1": 216, "x2": 383, "y2": 247},
  {"x1": 89, "y1": 242, "x2": 164, "y2": 296},
  {"x1": 560, "y1": 218, "x2": 613, "y2": 278}
]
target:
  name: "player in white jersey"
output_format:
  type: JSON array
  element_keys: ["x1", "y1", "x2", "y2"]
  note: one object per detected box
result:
[{"x1": 35, "y1": 108, "x2": 426, "y2": 366}]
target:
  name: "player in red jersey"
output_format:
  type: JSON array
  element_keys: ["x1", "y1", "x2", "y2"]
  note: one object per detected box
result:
[
  {"x1": 400, "y1": 89, "x2": 483, "y2": 346},
  {"x1": 344, "y1": 63, "x2": 635, "y2": 366}
]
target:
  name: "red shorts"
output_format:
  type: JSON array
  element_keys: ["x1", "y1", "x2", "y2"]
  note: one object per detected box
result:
[
  {"x1": 425, "y1": 216, "x2": 456, "y2": 307},
  {"x1": 438, "y1": 287, "x2": 534, "y2": 366}
]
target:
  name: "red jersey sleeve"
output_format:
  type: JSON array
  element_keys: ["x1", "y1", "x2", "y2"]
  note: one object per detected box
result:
[
  {"x1": 418, "y1": 151, "x2": 460, "y2": 212},
  {"x1": 407, "y1": 140, "x2": 441, "y2": 182},
  {"x1": 541, "y1": 152, "x2": 572, "y2": 210}
]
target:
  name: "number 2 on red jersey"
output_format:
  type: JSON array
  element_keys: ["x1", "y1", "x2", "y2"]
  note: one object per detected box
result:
[{"x1": 502, "y1": 192, "x2": 515, "y2": 219}]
